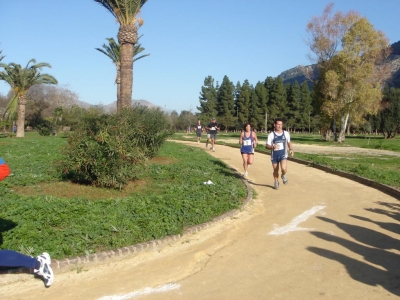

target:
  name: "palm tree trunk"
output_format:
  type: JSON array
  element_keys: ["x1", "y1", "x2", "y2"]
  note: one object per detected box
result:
[
  {"x1": 118, "y1": 24, "x2": 137, "y2": 112},
  {"x1": 16, "y1": 95, "x2": 26, "y2": 138},
  {"x1": 119, "y1": 43, "x2": 134, "y2": 111},
  {"x1": 116, "y1": 64, "x2": 121, "y2": 112}
]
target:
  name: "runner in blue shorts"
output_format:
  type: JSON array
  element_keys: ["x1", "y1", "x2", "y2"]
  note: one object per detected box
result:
[
  {"x1": 239, "y1": 122, "x2": 258, "y2": 177},
  {"x1": 265, "y1": 118, "x2": 294, "y2": 190}
]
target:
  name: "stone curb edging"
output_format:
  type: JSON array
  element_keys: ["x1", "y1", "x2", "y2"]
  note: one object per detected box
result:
[
  {"x1": 1, "y1": 169, "x2": 253, "y2": 276},
  {"x1": 287, "y1": 156, "x2": 400, "y2": 200},
  {"x1": 223, "y1": 142, "x2": 400, "y2": 200}
]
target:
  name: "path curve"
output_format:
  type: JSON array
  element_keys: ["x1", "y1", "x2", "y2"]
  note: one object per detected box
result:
[{"x1": 1, "y1": 141, "x2": 399, "y2": 300}]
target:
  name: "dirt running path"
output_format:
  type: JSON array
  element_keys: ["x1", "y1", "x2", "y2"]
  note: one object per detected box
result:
[{"x1": 1, "y1": 141, "x2": 399, "y2": 299}]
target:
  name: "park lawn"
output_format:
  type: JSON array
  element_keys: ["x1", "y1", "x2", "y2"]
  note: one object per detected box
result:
[{"x1": 0, "y1": 134, "x2": 247, "y2": 259}]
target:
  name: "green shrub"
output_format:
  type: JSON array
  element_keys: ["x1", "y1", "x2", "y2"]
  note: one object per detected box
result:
[
  {"x1": 58, "y1": 107, "x2": 173, "y2": 189},
  {"x1": 37, "y1": 120, "x2": 53, "y2": 136}
]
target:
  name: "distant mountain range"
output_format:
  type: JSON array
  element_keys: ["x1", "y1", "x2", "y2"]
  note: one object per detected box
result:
[{"x1": 76, "y1": 99, "x2": 159, "y2": 113}]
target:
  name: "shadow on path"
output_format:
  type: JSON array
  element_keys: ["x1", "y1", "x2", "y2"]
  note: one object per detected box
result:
[{"x1": 308, "y1": 202, "x2": 400, "y2": 296}]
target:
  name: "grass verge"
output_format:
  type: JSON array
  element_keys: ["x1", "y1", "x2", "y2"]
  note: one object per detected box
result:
[{"x1": 0, "y1": 134, "x2": 247, "y2": 259}]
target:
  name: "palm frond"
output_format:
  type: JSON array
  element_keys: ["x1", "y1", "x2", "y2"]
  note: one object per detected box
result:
[{"x1": 93, "y1": 0, "x2": 148, "y2": 25}]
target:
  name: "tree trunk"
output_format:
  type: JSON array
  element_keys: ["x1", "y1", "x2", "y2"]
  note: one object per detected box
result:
[
  {"x1": 337, "y1": 113, "x2": 349, "y2": 143},
  {"x1": 16, "y1": 95, "x2": 26, "y2": 138},
  {"x1": 118, "y1": 24, "x2": 137, "y2": 113},
  {"x1": 119, "y1": 43, "x2": 134, "y2": 111},
  {"x1": 324, "y1": 129, "x2": 332, "y2": 141},
  {"x1": 116, "y1": 64, "x2": 121, "y2": 112}
]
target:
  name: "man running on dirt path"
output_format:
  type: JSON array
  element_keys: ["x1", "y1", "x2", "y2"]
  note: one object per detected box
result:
[
  {"x1": 193, "y1": 120, "x2": 204, "y2": 144},
  {"x1": 207, "y1": 118, "x2": 219, "y2": 152},
  {"x1": 265, "y1": 118, "x2": 294, "y2": 190}
]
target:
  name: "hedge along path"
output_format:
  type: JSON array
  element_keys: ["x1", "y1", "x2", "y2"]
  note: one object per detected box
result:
[{"x1": 1, "y1": 141, "x2": 400, "y2": 300}]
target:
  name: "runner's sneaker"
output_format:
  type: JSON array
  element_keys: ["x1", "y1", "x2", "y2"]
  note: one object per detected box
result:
[
  {"x1": 197, "y1": 141, "x2": 200, "y2": 144},
  {"x1": 274, "y1": 181, "x2": 279, "y2": 190},
  {"x1": 34, "y1": 252, "x2": 54, "y2": 287},
  {"x1": 281, "y1": 174, "x2": 288, "y2": 185},
  {"x1": 212, "y1": 148, "x2": 215, "y2": 152},
  {"x1": 244, "y1": 171, "x2": 248, "y2": 177}
]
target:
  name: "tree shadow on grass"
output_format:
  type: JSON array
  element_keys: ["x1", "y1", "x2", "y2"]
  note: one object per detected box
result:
[
  {"x1": 0, "y1": 218, "x2": 17, "y2": 246},
  {"x1": 308, "y1": 212, "x2": 400, "y2": 296}
]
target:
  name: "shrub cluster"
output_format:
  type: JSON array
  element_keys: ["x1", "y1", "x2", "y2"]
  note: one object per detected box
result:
[{"x1": 58, "y1": 106, "x2": 173, "y2": 189}]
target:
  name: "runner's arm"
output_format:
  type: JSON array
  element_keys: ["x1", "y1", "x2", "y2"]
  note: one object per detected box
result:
[
  {"x1": 239, "y1": 132, "x2": 243, "y2": 145},
  {"x1": 253, "y1": 132, "x2": 258, "y2": 148},
  {"x1": 287, "y1": 141, "x2": 294, "y2": 156}
]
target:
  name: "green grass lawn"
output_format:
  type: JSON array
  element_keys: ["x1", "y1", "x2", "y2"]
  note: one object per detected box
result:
[{"x1": 0, "y1": 134, "x2": 247, "y2": 259}]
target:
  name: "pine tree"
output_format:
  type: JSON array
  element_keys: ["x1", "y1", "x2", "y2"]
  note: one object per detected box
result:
[
  {"x1": 197, "y1": 76, "x2": 217, "y2": 121},
  {"x1": 237, "y1": 79, "x2": 252, "y2": 124},
  {"x1": 300, "y1": 82, "x2": 313, "y2": 133},
  {"x1": 286, "y1": 81, "x2": 301, "y2": 131},
  {"x1": 252, "y1": 81, "x2": 268, "y2": 130},
  {"x1": 268, "y1": 77, "x2": 287, "y2": 129},
  {"x1": 217, "y1": 75, "x2": 235, "y2": 130}
]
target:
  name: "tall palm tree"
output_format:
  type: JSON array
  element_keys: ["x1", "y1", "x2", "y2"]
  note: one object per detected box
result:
[
  {"x1": 0, "y1": 59, "x2": 57, "y2": 137},
  {"x1": 94, "y1": 0, "x2": 148, "y2": 112},
  {"x1": 95, "y1": 35, "x2": 150, "y2": 105}
]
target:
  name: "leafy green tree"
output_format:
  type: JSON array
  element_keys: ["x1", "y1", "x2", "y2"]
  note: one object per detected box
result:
[
  {"x1": 94, "y1": 0, "x2": 148, "y2": 112},
  {"x1": 0, "y1": 59, "x2": 57, "y2": 137},
  {"x1": 197, "y1": 76, "x2": 217, "y2": 120},
  {"x1": 216, "y1": 75, "x2": 235, "y2": 129},
  {"x1": 306, "y1": 3, "x2": 390, "y2": 142},
  {"x1": 96, "y1": 35, "x2": 149, "y2": 106}
]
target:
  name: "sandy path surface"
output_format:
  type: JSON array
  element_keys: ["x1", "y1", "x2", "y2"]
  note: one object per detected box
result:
[{"x1": 1, "y1": 141, "x2": 399, "y2": 299}]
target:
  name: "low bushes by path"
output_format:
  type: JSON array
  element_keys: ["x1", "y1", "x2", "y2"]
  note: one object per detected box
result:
[{"x1": 0, "y1": 139, "x2": 247, "y2": 259}]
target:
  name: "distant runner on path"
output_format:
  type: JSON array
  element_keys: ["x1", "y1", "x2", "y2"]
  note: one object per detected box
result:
[
  {"x1": 239, "y1": 122, "x2": 258, "y2": 177},
  {"x1": 265, "y1": 118, "x2": 294, "y2": 190},
  {"x1": 207, "y1": 118, "x2": 220, "y2": 152},
  {"x1": 193, "y1": 120, "x2": 204, "y2": 144}
]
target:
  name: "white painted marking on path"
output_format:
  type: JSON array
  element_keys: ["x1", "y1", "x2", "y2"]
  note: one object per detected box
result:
[
  {"x1": 268, "y1": 206, "x2": 326, "y2": 235},
  {"x1": 97, "y1": 283, "x2": 180, "y2": 300}
]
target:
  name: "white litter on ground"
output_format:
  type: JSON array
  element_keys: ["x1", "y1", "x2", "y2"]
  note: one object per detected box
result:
[
  {"x1": 268, "y1": 205, "x2": 326, "y2": 235},
  {"x1": 97, "y1": 283, "x2": 180, "y2": 300}
]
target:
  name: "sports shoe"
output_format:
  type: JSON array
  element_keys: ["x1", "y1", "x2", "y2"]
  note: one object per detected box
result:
[
  {"x1": 274, "y1": 181, "x2": 279, "y2": 190},
  {"x1": 244, "y1": 171, "x2": 248, "y2": 177},
  {"x1": 197, "y1": 140, "x2": 200, "y2": 144},
  {"x1": 34, "y1": 252, "x2": 54, "y2": 287},
  {"x1": 281, "y1": 174, "x2": 288, "y2": 185},
  {"x1": 212, "y1": 148, "x2": 215, "y2": 152}
]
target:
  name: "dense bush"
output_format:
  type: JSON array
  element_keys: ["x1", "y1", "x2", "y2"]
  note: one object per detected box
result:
[{"x1": 58, "y1": 106, "x2": 173, "y2": 189}]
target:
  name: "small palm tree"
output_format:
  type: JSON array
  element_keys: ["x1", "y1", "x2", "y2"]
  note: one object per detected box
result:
[
  {"x1": 0, "y1": 59, "x2": 57, "y2": 137},
  {"x1": 94, "y1": 0, "x2": 148, "y2": 112},
  {"x1": 96, "y1": 35, "x2": 150, "y2": 104}
]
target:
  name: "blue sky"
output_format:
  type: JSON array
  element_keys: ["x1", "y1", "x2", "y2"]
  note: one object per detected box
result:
[{"x1": 0, "y1": 1, "x2": 399, "y2": 113}]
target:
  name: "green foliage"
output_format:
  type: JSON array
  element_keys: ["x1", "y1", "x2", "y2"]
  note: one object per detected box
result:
[
  {"x1": 0, "y1": 139, "x2": 247, "y2": 259},
  {"x1": 37, "y1": 119, "x2": 53, "y2": 136},
  {"x1": 58, "y1": 107, "x2": 173, "y2": 189}
]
